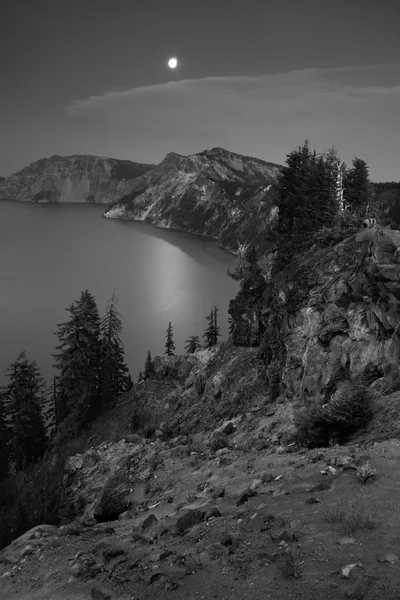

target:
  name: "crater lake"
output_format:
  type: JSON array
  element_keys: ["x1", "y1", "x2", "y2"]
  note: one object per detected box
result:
[{"x1": 0, "y1": 201, "x2": 239, "y2": 385}]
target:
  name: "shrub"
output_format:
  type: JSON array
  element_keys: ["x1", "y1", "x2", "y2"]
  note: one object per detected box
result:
[
  {"x1": 356, "y1": 461, "x2": 377, "y2": 484},
  {"x1": 294, "y1": 382, "x2": 373, "y2": 448}
]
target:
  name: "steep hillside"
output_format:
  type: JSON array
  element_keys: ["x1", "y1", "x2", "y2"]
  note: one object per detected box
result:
[
  {"x1": 103, "y1": 147, "x2": 283, "y2": 252},
  {"x1": 2, "y1": 346, "x2": 400, "y2": 599},
  {"x1": 230, "y1": 223, "x2": 400, "y2": 414},
  {"x1": 0, "y1": 155, "x2": 154, "y2": 204}
]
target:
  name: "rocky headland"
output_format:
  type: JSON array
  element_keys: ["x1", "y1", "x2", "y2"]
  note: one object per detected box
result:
[
  {"x1": 0, "y1": 155, "x2": 154, "y2": 204},
  {"x1": 103, "y1": 147, "x2": 282, "y2": 253}
]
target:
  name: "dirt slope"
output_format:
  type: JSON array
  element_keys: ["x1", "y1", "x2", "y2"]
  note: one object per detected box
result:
[{"x1": 1, "y1": 434, "x2": 400, "y2": 600}]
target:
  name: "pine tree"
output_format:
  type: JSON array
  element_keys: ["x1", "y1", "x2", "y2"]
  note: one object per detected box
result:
[
  {"x1": 100, "y1": 291, "x2": 129, "y2": 406},
  {"x1": 343, "y1": 157, "x2": 372, "y2": 216},
  {"x1": 0, "y1": 395, "x2": 10, "y2": 484},
  {"x1": 274, "y1": 140, "x2": 341, "y2": 268},
  {"x1": 203, "y1": 305, "x2": 221, "y2": 348},
  {"x1": 42, "y1": 379, "x2": 56, "y2": 437},
  {"x1": 228, "y1": 316, "x2": 235, "y2": 336},
  {"x1": 185, "y1": 335, "x2": 201, "y2": 354},
  {"x1": 126, "y1": 373, "x2": 134, "y2": 391},
  {"x1": 143, "y1": 351, "x2": 154, "y2": 380},
  {"x1": 53, "y1": 290, "x2": 101, "y2": 430},
  {"x1": 3, "y1": 352, "x2": 47, "y2": 471},
  {"x1": 165, "y1": 322, "x2": 176, "y2": 356}
]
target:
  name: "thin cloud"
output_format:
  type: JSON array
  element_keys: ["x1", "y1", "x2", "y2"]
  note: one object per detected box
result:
[
  {"x1": 65, "y1": 64, "x2": 400, "y2": 178},
  {"x1": 67, "y1": 64, "x2": 400, "y2": 126}
]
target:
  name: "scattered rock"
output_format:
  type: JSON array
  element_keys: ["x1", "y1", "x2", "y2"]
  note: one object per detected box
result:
[
  {"x1": 236, "y1": 486, "x2": 257, "y2": 506},
  {"x1": 341, "y1": 563, "x2": 362, "y2": 578},
  {"x1": 271, "y1": 529, "x2": 301, "y2": 543},
  {"x1": 170, "y1": 445, "x2": 190, "y2": 459},
  {"x1": 261, "y1": 472, "x2": 274, "y2": 484},
  {"x1": 20, "y1": 545, "x2": 34, "y2": 558},
  {"x1": 140, "y1": 514, "x2": 163, "y2": 541},
  {"x1": 338, "y1": 536, "x2": 356, "y2": 545},
  {"x1": 91, "y1": 587, "x2": 112, "y2": 600},
  {"x1": 125, "y1": 434, "x2": 142, "y2": 444},
  {"x1": 335, "y1": 456, "x2": 357, "y2": 469},
  {"x1": 220, "y1": 533, "x2": 233, "y2": 546},
  {"x1": 221, "y1": 422, "x2": 234, "y2": 435},
  {"x1": 175, "y1": 508, "x2": 203, "y2": 534},
  {"x1": 377, "y1": 552, "x2": 398, "y2": 564}
]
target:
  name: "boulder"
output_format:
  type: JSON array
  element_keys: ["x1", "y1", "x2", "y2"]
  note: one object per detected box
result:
[
  {"x1": 93, "y1": 473, "x2": 130, "y2": 522},
  {"x1": 175, "y1": 508, "x2": 203, "y2": 534}
]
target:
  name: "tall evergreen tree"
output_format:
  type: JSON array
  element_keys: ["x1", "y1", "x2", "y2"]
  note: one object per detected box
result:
[
  {"x1": 343, "y1": 157, "x2": 372, "y2": 216},
  {"x1": 53, "y1": 290, "x2": 101, "y2": 430},
  {"x1": 203, "y1": 305, "x2": 221, "y2": 348},
  {"x1": 3, "y1": 352, "x2": 47, "y2": 471},
  {"x1": 274, "y1": 140, "x2": 341, "y2": 268},
  {"x1": 0, "y1": 395, "x2": 10, "y2": 483},
  {"x1": 126, "y1": 373, "x2": 134, "y2": 391},
  {"x1": 165, "y1": 322, "x2": 176, "y2": 356},
  {"x1": 185, "y1": 335, "x2": 201, "y2": 354},
  {"x1": 99, "y1": 291, "x2": 129, "y2": 406},
  {"x1": 143, "y1": 350, "x2": 154, "y2": 380},
  {"x1": 228, "y1": 316, "x2": 235, "y2": 336}
]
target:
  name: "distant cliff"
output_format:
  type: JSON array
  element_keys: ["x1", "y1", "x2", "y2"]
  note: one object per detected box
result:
[
  {"x1": 103, "y1": 147, "x2": 283, "y2": 252},
  {"x1": 0, "y1": 155, "x2": 154, "y2": 204}
]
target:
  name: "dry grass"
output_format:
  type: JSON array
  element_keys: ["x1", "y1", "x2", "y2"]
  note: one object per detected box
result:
[
  {"x1": 324, "y1": 501, "x2": 376, "y2": 534},
  {"x1": 276, "y1": 546, "x2": 303, "y2": 578}
]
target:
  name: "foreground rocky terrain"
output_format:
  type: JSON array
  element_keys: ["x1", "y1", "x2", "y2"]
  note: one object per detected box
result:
[
  {"x1": 2, "y1": 337, "x2": 400, "y2": 600},
  {"x1": 0, "y1": 155, "x2": 154, "y2": 204},
  {"x1": 1, "y1": 421, "x2": 400, "y2": 600}
]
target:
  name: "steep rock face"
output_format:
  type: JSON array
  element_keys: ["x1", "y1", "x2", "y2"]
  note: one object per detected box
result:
[
  {"x1": 0, "y1": 155, "x2": 154, "y2": 204},
  {"x1": 232, "y1": 225, "x2": 400, "y2": 401},
  {"x1": 103, "y1": 147, "x2": 283, "y2": 252}
]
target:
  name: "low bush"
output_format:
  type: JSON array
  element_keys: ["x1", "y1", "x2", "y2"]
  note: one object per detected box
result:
[{"x1": 294, "y1": 382, "x2": 373, "y2": 448}]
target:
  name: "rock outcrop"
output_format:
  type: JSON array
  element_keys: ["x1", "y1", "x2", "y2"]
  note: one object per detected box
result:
[
  {"x1": 231, "y1": 224, "x2": 400, "y2": 402},
  {"x1": 0, "y1": 155, "x2": 154, "y2": 204},
  {"x1": 103, "y1": 147, "x2": 282, "y2": 252}
]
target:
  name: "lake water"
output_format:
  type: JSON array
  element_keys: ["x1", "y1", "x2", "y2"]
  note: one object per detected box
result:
[{"x1": 0, "y1": 201, "x2": 238, "y2": 386}]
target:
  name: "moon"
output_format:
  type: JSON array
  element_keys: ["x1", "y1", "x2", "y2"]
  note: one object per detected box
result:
[{"x1": 167, "y1": 57, "x2": 178, "y2": 69}]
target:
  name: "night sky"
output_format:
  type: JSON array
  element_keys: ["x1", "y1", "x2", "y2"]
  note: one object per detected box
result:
[{"x1": 2, "y1": 0, "x2": 400, "y2": 180}]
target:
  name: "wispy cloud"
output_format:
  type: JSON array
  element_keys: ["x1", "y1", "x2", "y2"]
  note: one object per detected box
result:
[{"x1": 66, "y1": 64, "x2": 400, "y2": 179}]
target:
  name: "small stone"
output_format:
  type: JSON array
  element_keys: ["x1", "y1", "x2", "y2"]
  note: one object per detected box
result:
[
  {"x1": 305, "y1": 497, "x2": 321, "y2": 504},
  {"x1": 20, "y1": 544, "x2": 34, "y2": 557},
  {"x1": 91, "y1": 587, "x2": 112, "y2": 600},
  {"x1": 220, "y1": 533, "x2": 233, "y2": 546},
  {"x1": 221, "y1": 422, "x2": 234, "y2": 435},
  {"x1": 341, "y1": 563, "x2": 362, "y2": 579},
  {"x1": 337, "y1": 536, "x2": 356, "y2": 545},
  {"x1": 1, "y1": 572, "x2": 11, "y2": 578},
  {"x1": 377, "y1": 552, "x2": 398, "y2": 564},
  {"x1": 175, "y1": 508, "x2": 203, "y2": 533},
  {"x1": 236, "y1": 486, "x2": 257, "y2": 505},
  {"x1": 290, "y1": 519, "x2": 302, "y2": 530}
]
